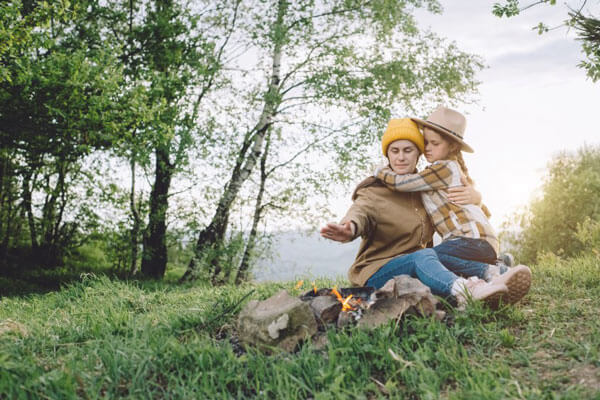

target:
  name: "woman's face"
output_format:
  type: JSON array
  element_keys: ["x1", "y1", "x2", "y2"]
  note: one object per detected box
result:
[{"x1": 386, "y1": 139, "x2": 420, "y2": 174}]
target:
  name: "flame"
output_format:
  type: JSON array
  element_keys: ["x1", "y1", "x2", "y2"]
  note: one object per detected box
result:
[
  {"x1": 312, "y1": 282, "x2": 317, "y2": 294},
  {"x1": 341, "y1": 294, "x2": 354, "y2": 312},
  {"x1": 294, "y1": 280, "x2": 304, "y2": 290},
  {"x1": 331, "y1": 286, "x2": 342, "y2": 300},
  {"x1": 331, "y1": 286, "x2": 356, "y2": 312}
]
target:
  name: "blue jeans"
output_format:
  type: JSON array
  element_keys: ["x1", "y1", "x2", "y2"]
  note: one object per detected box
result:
[
  {"x1": 433, "y1": 237, "x2": 497, "y2": 280},
  {"x1": 366, "y1": 248, "x2": 458, "y2": 296}
]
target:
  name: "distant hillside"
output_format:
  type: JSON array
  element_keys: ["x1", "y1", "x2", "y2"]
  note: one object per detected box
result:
[
  {"x1": 253, "y1": 231, "x2": 360, "y2": 282},
  {"x1": 252, "y1": 230, "x2": 444, "y2": 282}
]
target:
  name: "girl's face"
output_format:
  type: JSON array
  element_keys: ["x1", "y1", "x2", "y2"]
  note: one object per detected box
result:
[
  {"x1": 386, "y1": 140, "x2": 420, "y2": 174},
  {"x1": 423, "y1": 128, "x2": 457, "y2": 163}
]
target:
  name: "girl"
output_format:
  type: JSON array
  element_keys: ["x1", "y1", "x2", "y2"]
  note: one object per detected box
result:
[{"x1": 374, "y1": 107, "x2": 531, "y2": 304}]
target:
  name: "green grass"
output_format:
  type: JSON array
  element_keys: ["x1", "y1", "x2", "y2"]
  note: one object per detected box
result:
[{"x1": 1, "y1": 256, "x2": 599, "y2": 399}]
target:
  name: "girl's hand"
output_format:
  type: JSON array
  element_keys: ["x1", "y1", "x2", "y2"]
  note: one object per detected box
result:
[
  {"x1": 320, "y1": 221, "x2": 354, "y2": 242},
  {"x1": 447, "y1": 176, "x2": 482, "y2": 205}
]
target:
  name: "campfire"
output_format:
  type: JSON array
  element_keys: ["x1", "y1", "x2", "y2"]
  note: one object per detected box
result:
[
  {"x1": 237, "y1": 276, "x2": 445, "y2": 353},
  {"x1": 298, "y1": 284, "x2": 375, "y2": 322}
]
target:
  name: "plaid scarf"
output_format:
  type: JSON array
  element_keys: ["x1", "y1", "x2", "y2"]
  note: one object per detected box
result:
[{"x1": 375, "y1": 160, "x2": 499, "y2": 255}]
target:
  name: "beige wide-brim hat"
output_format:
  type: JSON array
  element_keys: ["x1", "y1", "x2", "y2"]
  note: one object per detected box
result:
[{"x1": 411, "y1": 106, "x2": 474, "y2": 153}]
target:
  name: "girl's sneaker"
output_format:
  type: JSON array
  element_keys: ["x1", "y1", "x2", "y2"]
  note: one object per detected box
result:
[
  {"x1": 498, "y1": 252, "x2": 515, "y2": 267},
  {"x1": 485, "y1": 253, "x2": 514, "y2": 281},
  {"x1": 455, "y1": 277, "x2": 509, "y2": 310},
  {"x1": 484, "y1": 264, "x2": 508, "y2": 281},
  {"x1": 489, "y1": 265, "x2": 532, "y2": 305}
]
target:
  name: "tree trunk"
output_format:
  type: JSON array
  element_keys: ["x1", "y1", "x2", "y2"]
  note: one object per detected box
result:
[
  {"x1": 126, "y1": 1, "x2": 141, "y2": 277},
  {"x1": 129, "y1": 153, "x2": 141, "y2": 276},
  {"x1": 141, "y1": 145, "x2": 172, "y2": 279},
  {"x1": 0, "y1": 150, "x2": 5, "y2": 237},
  {"x1": 0, "y1": 151, "x2": 9, "y2": 263},
  {"x1": 181, "y1": 0, "x2": 287, "y2": 283},
  {"x1": 22, "y1": 169, "x2": 38, "y2": 251},
  {"x1": 40, "y1": 161, "x2": 68, "y2": 268},
  {"x1": 0, "y1": 151, "x2": 8, "y2": 254},
  {"x1": 236, "y1": 130, "x2": 271, "y2": 284}
]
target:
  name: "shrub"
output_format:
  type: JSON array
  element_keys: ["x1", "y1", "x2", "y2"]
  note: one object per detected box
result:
[{"x1": 502, "y1": 145, "x2": 600, "y2": 263}]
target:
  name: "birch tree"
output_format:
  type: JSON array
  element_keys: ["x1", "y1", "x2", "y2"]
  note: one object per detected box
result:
[{"x1": 182, "y1": 0, "x2": 483, "y2": 282}]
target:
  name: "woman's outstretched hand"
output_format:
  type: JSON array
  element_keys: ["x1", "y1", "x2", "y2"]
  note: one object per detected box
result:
[
  {"x1": 447, "y1": 176, "x2": 482, "y2": 205},
  {"x1": 320, "y1": 221, "x2": 354, "y2": 242}
]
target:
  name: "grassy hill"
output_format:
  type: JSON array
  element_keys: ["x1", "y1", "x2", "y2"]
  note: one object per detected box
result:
[{"x1": 1, "y1": 254, "x2": 599, "y2": 399}]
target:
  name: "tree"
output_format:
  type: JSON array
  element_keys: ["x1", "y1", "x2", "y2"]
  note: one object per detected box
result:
[
  {"x1": 574, "y1": 10, "x2": 600, "y2": 81},
  {"x1": 182, "y1": 0, "x2": 484, "y2": 282},
  {"x1": 501, "y1": 145, "x2": 600, "y2": 263},
  {"x1": 73, "y1": 0, "x2": 240, "y2": 279},
  {"x1": 235, "y1": 128, "x2": 272, "y2": 284},
  {"x1": 2, "y1": 0, "x2": 242, "y2": 277},
  {"x1": 137, "y1": 0, "x2": 240, "y2": 279},
  {"x1": 0, "y1": 1, "x2": 129, "y2": 268},
  {"x1": 493, "y1": 0, "x2": 600, "y2": 81}
]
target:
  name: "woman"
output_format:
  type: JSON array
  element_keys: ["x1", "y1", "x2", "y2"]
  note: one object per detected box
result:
[{"x1": 320, "y1": 118, "x2": 507, "y2": 306}]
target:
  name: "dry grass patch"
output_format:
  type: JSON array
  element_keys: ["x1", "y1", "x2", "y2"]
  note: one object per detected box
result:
[{"x1": 0, "y1": 319, "x2": 28, "y2": 337}]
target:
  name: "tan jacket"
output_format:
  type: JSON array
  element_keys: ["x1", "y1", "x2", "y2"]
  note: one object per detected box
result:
[{"x1": 342, "y1": 177, "x2": 434, "y2": 286}]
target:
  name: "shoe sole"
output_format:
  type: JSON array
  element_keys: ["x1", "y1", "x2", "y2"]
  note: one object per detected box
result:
[
  {"x1": 501, "y1": 266, "x2": 532, "y2": 305},
  {"x1": 482, "y1": 288, "x2": 509, "y2": 310}
]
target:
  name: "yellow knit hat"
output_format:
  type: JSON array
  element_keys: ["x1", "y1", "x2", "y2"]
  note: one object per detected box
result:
[{"x1": 381, "y1": 118, "x2": 424, "y2": 156}]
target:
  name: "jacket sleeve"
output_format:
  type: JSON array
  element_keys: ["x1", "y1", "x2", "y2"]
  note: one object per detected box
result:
[
  {"x1": 340, "y1": 187, "x2": 377, "y2": 241},
  {"x1": 374, "y1": 162, "x2": 455, "y2": 192}
]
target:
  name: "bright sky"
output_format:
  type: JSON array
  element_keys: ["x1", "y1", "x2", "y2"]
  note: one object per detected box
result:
[{"x1": 416, "y1": 0, "x2": 600, "y2": 228}]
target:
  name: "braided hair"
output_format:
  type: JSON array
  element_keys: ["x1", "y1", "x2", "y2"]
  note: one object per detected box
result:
[
  {"x1": 448, "y1": 143, "x2": 492, "y2": 218},
  {"x1": 455, "y1": 152, "x2": 473, "y2": 185}
]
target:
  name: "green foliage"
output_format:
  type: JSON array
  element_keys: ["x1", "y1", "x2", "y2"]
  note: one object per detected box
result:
[
  {"x1": 0, "y1": 0, "x2": 144, "y2": 270},
  {"x1": 573, "y1": 12, "x2": 600, "y2": 82},
  {"x1": 492, "y1": 0, "x2": 521, "y2": 18},
  {"x1": 3, "y1": 0, "x2": 484, "y2": 281},
  {"x1": 502, "y1": 145, "x2": 600, "y2": 263},
  {"x1": 2, "y1": 49, "x2": 124, "y2": 155},
  {"x1": 1, "y1": 0, "x2": 227, "y2": 275},
  {"x1": 64, "y1": 240, "x2": 112, "y2": 272},
  {"x1": 493, "y1": 0, "x2": 557, "y2": 18},
  {"x1": 185, "y1": 232, "x2": 248, "y2": 283},
  {"x1": 1, "y1": 259, "x2": 600, "y2": 398},
  {"x1": 493, "y1": 0, "x2": 600, "y2": 80},
  {"x1": 575, "y1": 217, "x2": 600, "y2": 255},
  {"x1": 0, "y1": 0, "x2": 47, "y2": 84}
]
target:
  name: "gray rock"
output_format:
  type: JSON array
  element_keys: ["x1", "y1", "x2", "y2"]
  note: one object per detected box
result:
[
  {"x1": 310, "y1": 295, "x2": 342, "y2": 325},
  {"x1": 336, "y1": 309, "x2": 354, "y2": 329},
  {"x1": 237, "y1": 290, "x2": 318, "y2": 352},
  {"x1": 358, "y1": 276, "x2": 444, "y2": 329}
]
